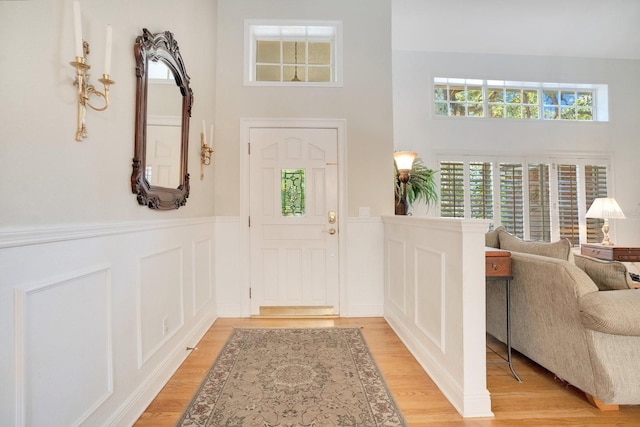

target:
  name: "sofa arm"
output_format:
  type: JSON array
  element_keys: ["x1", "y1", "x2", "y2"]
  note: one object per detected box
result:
[{"x1": 579, "y1": 290, "x2": 640, "y2": 336}]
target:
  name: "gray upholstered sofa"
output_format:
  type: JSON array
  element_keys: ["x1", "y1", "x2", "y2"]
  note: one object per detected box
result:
[{"x1": 485, "y1": 227, "x2": 640, "y2": 409}]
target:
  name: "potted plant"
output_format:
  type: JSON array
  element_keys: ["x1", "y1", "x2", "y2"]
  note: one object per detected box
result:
[{"x1": 394, "y1": 157, "x2": 438, "y2": 215}]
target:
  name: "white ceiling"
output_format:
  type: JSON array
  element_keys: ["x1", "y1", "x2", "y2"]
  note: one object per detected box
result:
[{"x1": 392, "y1": 0, "x2": 640, "y2": 60}]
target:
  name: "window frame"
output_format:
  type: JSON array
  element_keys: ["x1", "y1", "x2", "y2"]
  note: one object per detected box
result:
[
  {"x1": 433, "y1": 78, "x2": 609, "y2": 122},
  {"x1": 244, "y1": 19, "x2": 343, "y2": 87}
]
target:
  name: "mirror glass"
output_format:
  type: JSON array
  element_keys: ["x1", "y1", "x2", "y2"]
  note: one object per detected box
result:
[
  {"x1": 131, "y1": 29, "x2": 192, "y2": 210},
  {"x1": 145, "y1": 60, "x2": 182, "y2": 189}
]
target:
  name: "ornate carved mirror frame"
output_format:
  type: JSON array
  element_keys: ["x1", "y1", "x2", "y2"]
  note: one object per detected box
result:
[{"x1": 131, "y1": 28, "x2": 192, "y2": 210}]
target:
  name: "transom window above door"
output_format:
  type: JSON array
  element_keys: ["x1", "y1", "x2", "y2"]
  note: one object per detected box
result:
[{"x1": 245, "y1": 20, "x2": 342, "y2": 86}]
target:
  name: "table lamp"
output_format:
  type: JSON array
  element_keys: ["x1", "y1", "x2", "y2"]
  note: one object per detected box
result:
[{"x1": 585, "y1": 197, "x2": 626, "y2": 246}]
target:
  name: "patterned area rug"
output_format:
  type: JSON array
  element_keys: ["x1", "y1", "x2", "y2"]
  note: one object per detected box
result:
[{"x1": 177, "y1": 328, "x2": 407, "y2": 426}]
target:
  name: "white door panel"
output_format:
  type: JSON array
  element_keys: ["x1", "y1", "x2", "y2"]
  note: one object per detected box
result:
[{"x1": 249, "y1": 128, "x2": 339, "y2": 314}]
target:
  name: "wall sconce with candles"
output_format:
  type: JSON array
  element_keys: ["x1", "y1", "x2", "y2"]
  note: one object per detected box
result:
[
  {"x1": 585, "y1": 197, "x2": 626, "y2": 246},
  {"x1": 200, "y1": 120, "x2": 214, "y2": 180},
  {"x1": 70, "y1": 1, "x2": 114, "y2": 141},
  {"x1": 394, "y1": 151, "x2": 417, "y2": 215}
]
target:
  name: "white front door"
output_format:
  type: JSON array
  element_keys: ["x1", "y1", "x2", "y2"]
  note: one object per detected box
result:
[{"x1": 249, "y1": 127, "x2": 339, "y2": 315}]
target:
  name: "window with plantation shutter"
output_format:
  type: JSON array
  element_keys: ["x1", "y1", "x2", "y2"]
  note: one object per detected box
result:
[
  {"x1": 469, "y1": 162, "x2": 493, "y2": 220},
  {"x1": 528, "y1": 164, "x2": 551, "y2": 241},
  {"x1": 440, "y1": 161, "x2": 465, "y2": 218},
  {"x1": 499, "y1": 164, "x2": 524, "y2": 237},
  {"x1": 584, "y1": 165, "x2": 608, "y2": 243},
  {"x1": 437, "y1": 156, "x2": 611, "y2": 246},
  {"x1": 556, "y1": 164, "x2": 580, "y2": 246}
]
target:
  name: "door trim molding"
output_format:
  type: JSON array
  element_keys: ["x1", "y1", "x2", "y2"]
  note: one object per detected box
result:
[{"x1": 239, "y1": 118, "x2": 348, "y2": 317}]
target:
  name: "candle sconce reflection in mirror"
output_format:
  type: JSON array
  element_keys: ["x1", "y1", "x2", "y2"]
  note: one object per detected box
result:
[
  {"x1": 200, "y1": 121, "x2": 214, "y2": 180},
  {"x1": 131, "y1": 28, "x2": 193, "y2": 210}
]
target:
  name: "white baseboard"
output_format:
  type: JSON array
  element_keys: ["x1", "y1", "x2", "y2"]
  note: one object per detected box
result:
[{"x1": 104, "y1": 313, "x2": 217, "y2": 427}]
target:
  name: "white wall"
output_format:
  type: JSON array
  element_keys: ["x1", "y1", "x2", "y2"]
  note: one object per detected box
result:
[
  {"x1": 0, "y1": 0, "x2": 217, "y2": 226},
  {"x1": 390, "y1": 1, "x2": 640, "y2": 242},
  {"x1": 214, "y1": 0, "x2": 395, "y2": 218},
  {"x1": 392, "y1": 52, "x2": 640, "y2": 244},
  {"x1": 0, "y1": 1, "x2": 218, "y2": 425}
]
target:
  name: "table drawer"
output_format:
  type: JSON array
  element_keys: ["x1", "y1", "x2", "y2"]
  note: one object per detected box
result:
[
  {"x1": 486, "y1": 256, "x2": 511, "y2": 277},
  {"x1": 581, "y1": 245, "x2": 640, "y2": 262},
  {"x1": 581, "y1": 245, "x2": 613, "y2": 260}
]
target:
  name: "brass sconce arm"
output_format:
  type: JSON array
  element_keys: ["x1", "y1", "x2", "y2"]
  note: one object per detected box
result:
[{"x1": 200, "y1": 132, "x2": 214, "y2": 180}]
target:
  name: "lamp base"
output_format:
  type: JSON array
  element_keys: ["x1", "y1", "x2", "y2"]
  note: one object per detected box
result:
[{"x1": 601, "y1": 221, "x2": 613, "y2": 246}]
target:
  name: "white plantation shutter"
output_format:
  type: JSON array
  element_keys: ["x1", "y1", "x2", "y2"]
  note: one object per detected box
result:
[
  {"x1": 440, "y1": 161, "x2": 465, "y2": 218},
  {"x1": 556, "y1": 164, "x2": 580, "y2": 246},
  {"x1": 584, "y1": 164, "x2": 608, "y2": 243},
  {"x1": 499, "y1": 163, "x2": 524, "y2": 237},
  {"x1": 438, "y1": 156, "x2": 610, "y2": 246},
  {"x1": 469, "y1": 162, "x2": 493, "y2": 220},
  {"x1": 528, "y1": 164, "x2": 551, "y2": 241}
]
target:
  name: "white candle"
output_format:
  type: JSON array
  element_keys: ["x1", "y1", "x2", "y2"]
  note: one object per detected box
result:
[
  {"x1": 202, "y1": 120, "x2": 206, "y2": 142},
  {"x1": 104, "y1": 25, "x2": 112, "y2": 75},
  {"x1": 73, "y1": 1, "x2": 83, "y2": 58},
  {"x1": 209, "y1": 125, "x2": 214, "y2": 148}
]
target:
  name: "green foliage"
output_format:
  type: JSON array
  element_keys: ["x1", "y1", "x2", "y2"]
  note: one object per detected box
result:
[{"x1": 395, "y1": 158, "x2": 439, "y2": 208}]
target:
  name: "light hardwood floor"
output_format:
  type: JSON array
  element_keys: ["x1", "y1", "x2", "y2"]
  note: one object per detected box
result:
[{"x1": 135, "y1": 317, "x2": 640, "y2": 426}]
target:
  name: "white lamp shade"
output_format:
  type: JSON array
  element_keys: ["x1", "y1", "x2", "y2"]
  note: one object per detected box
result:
[
  {"x1": 394, "y1": 151, "x2": 417, "y2": 171},
  {"x1": 585, "y1": 197, "x2": 626, "y2": 219}
]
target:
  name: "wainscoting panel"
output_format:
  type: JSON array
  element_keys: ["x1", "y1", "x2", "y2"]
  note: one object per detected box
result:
[
  {"x1": 137, "y1": 246, "x2": 184, "y2": 366},
  {"x1": 344, "y1": 218, "x2": 384, "y2": 316},
  {"x1": 383, "y1": 216, "x2": 493, "y2": 418},
  {"x1": 193, "y1": 238, "x2": 213, "y2": 315},
  {"x1": 386, "y1": 238, "x2": 407, "y2": 314},
  {"x1": 17, "y1": 265, "x2": 113, "y2": 427},
  {"x1": 214, "y1": 217, "x2": 243, "y2": 316},
  {"x1": 1, "y1": 218, "x2": 217, "y2": 426},
  {"x1": 414, "y1": 246, "x2": 445, "y2": 351}
]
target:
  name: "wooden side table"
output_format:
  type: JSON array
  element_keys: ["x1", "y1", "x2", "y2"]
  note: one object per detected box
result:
[
  {"x1": 580, "y1": 244, "x2": 640, "y2": 262},
  {"x1": 486, "y1": 248, "x2": 522, "y2": 382}
]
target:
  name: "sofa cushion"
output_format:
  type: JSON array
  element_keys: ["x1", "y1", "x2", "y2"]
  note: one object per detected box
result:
[
  {"x1": 498, "y1": 230, "x2": 572, "y2": 261},
  {"x1": 485, "y1": 226, "x2": 505, "y2": 248},
  {"x1": 574, "y1": 254, "x2": 631, "y2": 291},
  {"x1": 580, "y1": 290, "x2": 640, "y2": 336}
]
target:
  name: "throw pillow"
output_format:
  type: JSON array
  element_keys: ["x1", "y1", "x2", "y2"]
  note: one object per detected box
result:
[
  {"x1": 485, "y1": 226, "x2": 505, "y2": 248},
  {"x1": 498, "y1": 230, "x2": 572, "y2": 261},
  {"x1": 574, "y1": 253, "x2": 631, "y2": 291}
]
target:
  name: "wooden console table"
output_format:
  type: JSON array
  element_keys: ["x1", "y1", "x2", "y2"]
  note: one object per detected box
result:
[
  {"x1": 485, "y1": 248, "x2": 522, "y2": 382},
  {"x1": 580, "y1": 244, "x2": 640, "y2": 262}
]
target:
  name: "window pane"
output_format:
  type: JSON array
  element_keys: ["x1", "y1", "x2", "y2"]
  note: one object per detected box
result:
[
  {"x1": 488, "y1": 88, "x2": 504, "y2": 102},
  {"x1": 450, "y1": 85, "x2": 465, "y2": 101},
  {"x1": 528, "y1": 163, "x2": 551, "y2": 241},
  {"x1": 308, "y1": 66, "x2": 330, "y2": 82},
  {"x1": 468, "y1": 103, "x2": 484, "y2": 117},
  {"x1": 500, "y1": 163, "x2": 524, "y2": 237},
  {"x1": 488, "y1": 104, "x2": 504, "y2": 118},
  {"x1": 256, "y1": 41, "x2": 280, "y2": 63},
  {"x1": 469, "y1": 162, "x2": 493, "y2": 219},
  {"x1": 281, "y1": 169, "x2": 305, "y2": 216},
  {"x1": 557, "y1": 164, "x2": 580, "y2": 246},
  {"x1": 584, "y1": 165, "x2": 608, "y2": 243},
  {"x1": 435, "y1": 102, "x2": 449, "y2": 116},
  {"x1": 283, "y1": 65, "x2": 306, "y2": 82},
  {"x1": 283, "y1": 41, "x2": 306, "y2": 64},
  {"x1": 434, "y1": 85, "x2": 448, "y2": 101},
  {"x1": 308, "y1": 42, "x2": 331, "y2": 64},
  {"x1": 256, "y1": 64, "x2": 281, "y2": 81},
  {"x1": 440, "y1": 161, "x2": 465, "y2": 218},
  {"x1": 467, "y1": 86, "x2": 483, "y2": 102}
]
